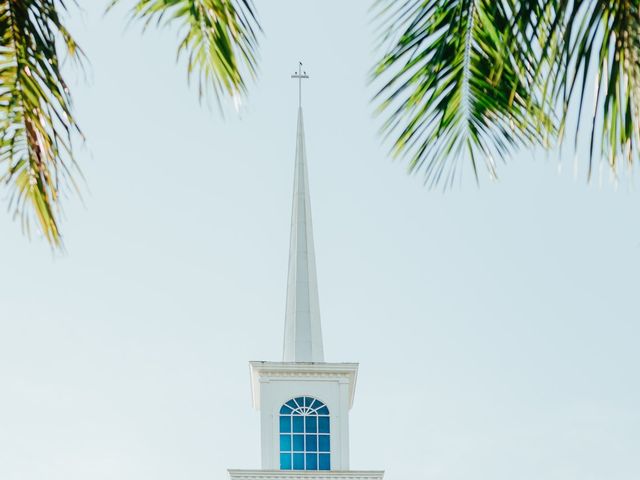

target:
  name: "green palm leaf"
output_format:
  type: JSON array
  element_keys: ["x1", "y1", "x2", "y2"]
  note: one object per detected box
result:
[
  {"x1": 550, "y1": 0, "x2": 640, "y2": 177},
  {"x1": 372, "y1": 0, "x2": 554, "y2": 186},
  {"x1": 372, "y1": 0, "x2": 640, "y2": 184},
  {"x1": 0, "y1": 0, "x2": 84, "y2": 245},
  {"x1": 113, "y1": 0, "x2": 260, "y2": 106},
  {"x1": 1, "y1": 0, "x2": 260, "y2": 246}
]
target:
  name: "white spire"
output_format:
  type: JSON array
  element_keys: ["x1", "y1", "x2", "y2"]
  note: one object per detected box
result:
[{"x1": 282, "y1": 106, "x2": 324, "y2": 362}]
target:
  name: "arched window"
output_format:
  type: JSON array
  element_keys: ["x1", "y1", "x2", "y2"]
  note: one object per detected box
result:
[{"x1": 279, "y1": 396, "x2": 330, "y2": 470}]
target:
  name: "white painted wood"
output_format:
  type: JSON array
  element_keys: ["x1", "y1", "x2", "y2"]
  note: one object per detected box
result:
[
  {"x1": 283, "y1": 108, "x2": 324, "y2": 363},
  {"x1": 249, "y1": 362, "x2": 358, "y2": 470},
  {"x1": 228, "y1": 470, "x2": 384, "y2": 480},
  {"x1": 228, "y1": 101, "x2": 383, "y2": 480}
]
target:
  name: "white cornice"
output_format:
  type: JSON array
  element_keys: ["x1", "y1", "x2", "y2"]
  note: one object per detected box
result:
[
  {"x1": 249, "y1": 362, "x2": 358, "y2": 410},
  {"x1": 228, "y1": 470, "x2": 384, "y2": 480}
]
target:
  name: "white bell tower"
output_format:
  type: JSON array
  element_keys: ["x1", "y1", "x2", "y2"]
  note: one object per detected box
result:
[{"x1": 227, "y1": 64, "x2": 384, "y2": 480}]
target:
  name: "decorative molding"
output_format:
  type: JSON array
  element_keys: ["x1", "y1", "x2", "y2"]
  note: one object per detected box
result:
[
  {"x1": 228, "y1": 470, "x2": 384, "y2": 480},
  {"x1": 250, "y1": 362, "x2": 358, "y2": 374},
  {"x1": 249, "y1": 362, "x2": 359, "y2": 410},
  {"x1": 258, "y1": 371, "x2": 352, "y2": 379}
]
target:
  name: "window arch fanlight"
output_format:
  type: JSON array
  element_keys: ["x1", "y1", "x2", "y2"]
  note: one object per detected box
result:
[{"x1": 279, "y1": 396, "x2": 330, "y2": 471}]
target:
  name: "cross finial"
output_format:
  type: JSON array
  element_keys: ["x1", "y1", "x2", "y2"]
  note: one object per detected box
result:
[{"x1": 291, "y1": 61, "x2": 309, "y2": 108}]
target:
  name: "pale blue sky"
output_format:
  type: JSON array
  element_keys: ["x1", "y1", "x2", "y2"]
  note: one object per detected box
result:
[{"x1": 1, "y1": 2, "x2": 639, "y2": 480}]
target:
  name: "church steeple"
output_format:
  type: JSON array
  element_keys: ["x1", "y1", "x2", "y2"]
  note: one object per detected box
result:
[
  {"x1": 282, "y1": 65, "x2": 324, "y2": 363},
  {"x1": 229, "y1": 67, "x2": 383, "y2": 480}
]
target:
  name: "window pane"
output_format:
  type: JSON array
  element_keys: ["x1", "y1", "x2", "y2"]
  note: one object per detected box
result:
[
  {"x1": 306, "y1": 435, "x2": 317, "y2": 451},
  {"x1": 309, "y1": 399, "x2": 318, "y2": 409},
  {"x1": 319, "y1": 454, "x2": 330, "y2": 470},
  {"x1": 293, "y1": 435, "x2": 304, "y2": 451},
  {"x1": 280, "y1": 405, "x2": 292, "y2": 414},
  {"x1": 280, "y1": 453, "x2": 291, "y2": 470},
  {"x1": 280, "y1": 434, "x2": 291, "y2": 452},
  {"x1": 295, "y1": 397, "x2": 305, "y2": 407},
  {"x1": 303, "y1": 397, "x2": 311, "y2": 407},
  {"x1": 280, "y1": 416, "x2": 291, "y2": 433},
  {"x1": 286, "y1": 400, "x2": 297, "y2": 409},
  {"x1": 293, "y1": 416, "x2": 304, "y2": 433},
  {"x1": 306, "y1": 453, "x2": 318, "y2": 470},
  {"x1": 319, "y1": 435, "x2": 330, "y2": 452},
  {"x1": 305, "y1": 415, "x2": 317, "y2": 433},
  {"x1": 317, "y1": 406, "x2": 329, "y2": 415},
  {"x1": 318, "y1": 416, "x2": 330, "y2": 433},
  {"x1": 293, "y1": 453, "x2": 304, "y2": 470}
]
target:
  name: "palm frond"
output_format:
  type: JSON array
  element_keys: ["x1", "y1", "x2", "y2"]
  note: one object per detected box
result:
[
  {"x1": 0, "y1": 0, "x2": 84, "y2": 246},
  {"x1": 372, "y1": 0, "x2": 640, "y2": 184},
  {"x1": 113, "y1": 0, "x2": 260, "y2": 107},
  {"x1": 549, "y1": 0, "x2": 640, "y2": 178},
  {"x1": 371, "y1": 0, "x2": 554, "y2": 186}
]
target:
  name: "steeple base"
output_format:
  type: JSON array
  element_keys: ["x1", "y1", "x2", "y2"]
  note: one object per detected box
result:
[{"x1": 249, "y1": 361, "x2": 358, "y2": 470}]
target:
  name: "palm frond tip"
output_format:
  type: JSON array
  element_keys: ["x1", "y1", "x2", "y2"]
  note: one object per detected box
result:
[
  {"x1": 0, "y1": 0, "x2": 84, "y2": 245},
  {"x1": 118, "y1": 0, "x2": 261, "y2": 106}
]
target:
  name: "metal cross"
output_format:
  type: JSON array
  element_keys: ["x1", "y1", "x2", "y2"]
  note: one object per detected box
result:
[{"x1": 291, "y1": 62, "x2": 309, "y2": 107}]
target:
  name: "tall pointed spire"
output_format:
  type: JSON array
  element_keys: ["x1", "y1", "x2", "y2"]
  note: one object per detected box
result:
[{"x1": 282, "y1": 101, "x2": 324, "y2": 363}]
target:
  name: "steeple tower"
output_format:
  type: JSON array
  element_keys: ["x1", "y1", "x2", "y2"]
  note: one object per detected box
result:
[
  {"x1": 283, "y1": 105, "x2": 324, "y2": 363},
  {"x1": 227, "y1": 65, "x2": 383, "y2": 480}
]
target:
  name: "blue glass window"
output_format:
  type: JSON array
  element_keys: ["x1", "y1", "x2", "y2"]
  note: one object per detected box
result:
[
  {"x1": 305, "y1": 435, "x2": 317, "y2": 451},
  {"x1": 306, "y1": 453, "x2": 318, "y2": 470},
  {"x1": 280, "y1": 405, "x2": 292, "y2": 414},
  {"x1": 305, "y1": 415, "x2": 317, "y2": 433},
  {"x1": 319, "y1": 435, "x2": 330, "y2": 452},
  {"x1": 319, "y1": 454, "x2": 330, "y2": 470},
  {"x1": 279, "y1": 416, "x2": 291, "y2": 433},
  {"x1": 279, "y1": 396, "x2": 330, "y2": 471},
  {"x1": 280, "y1": 434, "x2": 291, "y2": 451},
  {"x1": 293, "y1": 416, "x2": 304, "y2": 433},
  {"x1": 318, "y1": 416, "x2": 330, "y2": 433},
  {"x1": 293, "y1": 435, "x2": 304, "y2": 451},
  {"x1": 280, "y1": 453, "x2": 291, "y2": 469},
  {"x1": 293, "y1": 453, "x2": 305, "y2": 470}
]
